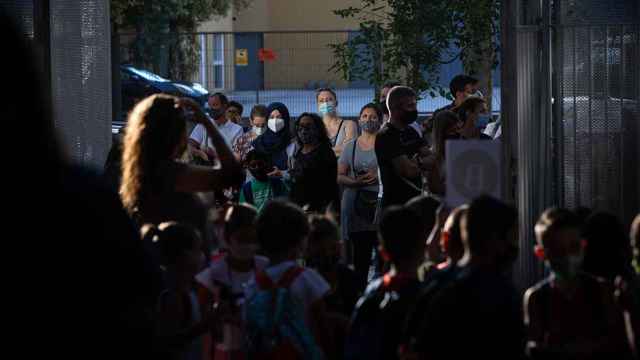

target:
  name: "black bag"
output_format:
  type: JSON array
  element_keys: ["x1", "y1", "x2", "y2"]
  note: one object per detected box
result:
[{"x1": 351, "y1": 141, "x2": 378, "y2": 223}]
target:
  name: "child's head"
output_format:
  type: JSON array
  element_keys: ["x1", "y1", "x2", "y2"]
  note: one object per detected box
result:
[
  {"x1": 225, "y1": 203, "x2": 259, "y2": 261},
  {"x1": 142, "y1": 222, "x2": 204, "y2": 275},
  {"x1": 534, "y1": 208, "x2": 583, "y2": 279},
  {"x1": 256, "y1": 200, "x2": 309, "y2": 262},
  {"x1": 441, "y1": 205, "x2": 468, "y2": 264},
  {"x1": 462, "y1": 196, "x2": 519, "y2": 272},
  {"x1": 306, "y1": 214, "x2": 341, "y2": 271},
  {"x1": 245, "y1": 149, "x2": 271, "y2": 182},
  {"x1": 582, "y1": 211, "x2": 631, "y2": 280},
  {"x1": 406, "y1": 195, "x2": 441, "y2": 261},
  {"x1": 378, "y1": 205, "x2": 425, "y2": 268}
]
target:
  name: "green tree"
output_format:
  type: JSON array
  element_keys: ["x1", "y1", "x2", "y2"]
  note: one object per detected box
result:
[
  {"x1": 331, "y1": 0, "x2": 499, "y2": 105},
  {"x1": 111, "y1": 0, "x2": 252, "y2": 79}
]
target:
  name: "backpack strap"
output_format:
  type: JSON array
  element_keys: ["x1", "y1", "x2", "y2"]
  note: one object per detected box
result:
[
  {"x1": 256, "y1": 270, "x2": 275, "y2": 290},
  {"x1": 277, "y1": 266, "x2": 305, "y2": 288}
]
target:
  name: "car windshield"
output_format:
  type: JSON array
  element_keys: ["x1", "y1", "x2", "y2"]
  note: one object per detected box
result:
[{"x1": 125, "y1": 67, "x2": 169, "y2": 82}]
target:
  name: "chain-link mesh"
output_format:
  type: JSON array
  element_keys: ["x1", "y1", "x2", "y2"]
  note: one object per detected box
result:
[
  {"x1": 49, "y1": 0, "x2": 112, "y2": 169},
  {"x1": 556, "y1": 5, "x2": 639, "y2": 227}
]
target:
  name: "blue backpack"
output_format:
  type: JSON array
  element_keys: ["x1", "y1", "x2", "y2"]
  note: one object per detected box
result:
[{"x1": 245, "y1": 266, "x2": 322, "y2": 360}]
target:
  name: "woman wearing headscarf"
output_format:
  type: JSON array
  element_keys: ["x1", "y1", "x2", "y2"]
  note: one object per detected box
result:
[{"x1": 252, "y1": 102, "x2": 292, "y2": 173}]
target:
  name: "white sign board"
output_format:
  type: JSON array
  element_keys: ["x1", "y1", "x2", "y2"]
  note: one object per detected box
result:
[{"x1": 445, "y1": 140, "x2": 502, "y2": 208}]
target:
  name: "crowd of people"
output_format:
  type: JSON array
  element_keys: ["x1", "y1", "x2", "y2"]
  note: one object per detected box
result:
[
  {"x1": 99, "y1": 73, "x2": 640, "y2": 359},
  {"x1": 6, "y1": 11, "x2": 637, "y2": 358}
]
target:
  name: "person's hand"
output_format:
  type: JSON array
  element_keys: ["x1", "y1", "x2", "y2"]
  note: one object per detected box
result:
[
  {"x1": 268, "y1": 167, "x2": 284, "y2": 177},
  {"x1": 357, "y1": 169, "x2": 378, "y2": 185},
  {"x1": 191, "y1": 147, "x2": 209, "y2": 162},
  {"x1": 176, "y1": 98, "x2": 209, "y2": 126}
]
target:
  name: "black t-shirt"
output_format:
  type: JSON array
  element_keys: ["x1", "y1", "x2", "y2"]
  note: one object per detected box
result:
[
  {"x1": 375, "y1": 122, "x2": 425, "y2": 208},
  {"x1": 417, "y1": 267, "x2": 525, "y2": 358},
  {"x1": 289, "y1": 143, "x2": 339, "y2": 212}
]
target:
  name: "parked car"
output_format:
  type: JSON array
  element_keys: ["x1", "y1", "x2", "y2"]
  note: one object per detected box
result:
[{"x1": 120, "y1": 64, "x2": 208, "y2": 117}]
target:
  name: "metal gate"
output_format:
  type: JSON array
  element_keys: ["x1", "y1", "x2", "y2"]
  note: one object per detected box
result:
[
  {"x1": 553, "y1": 0, "x2": 640, "y2": 229},
  {"x1": 503, "y1": 0, "x2": 639, "y2": 290}
]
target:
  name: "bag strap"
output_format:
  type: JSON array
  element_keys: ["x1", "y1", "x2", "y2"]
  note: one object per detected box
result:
[
  {"x1": 332, "y1": 120, "x2": 344, "y2": 147},
  {"x1": 278, "y1": 266, "x2": 305, "y2": 288},
  {"x1": 351, "y1": 138, "x2": 358, "y2": 178},
  {"x1": 256, "y1": 270, "x2": 275, "y2": 290},
  {"x1": 243, "y1": 182, "x2": 254, "y2": 205}
]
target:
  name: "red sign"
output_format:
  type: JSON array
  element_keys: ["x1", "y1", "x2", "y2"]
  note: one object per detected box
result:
[{"x1": 258, "y1": 48, "x2": 276, "y2": 62}]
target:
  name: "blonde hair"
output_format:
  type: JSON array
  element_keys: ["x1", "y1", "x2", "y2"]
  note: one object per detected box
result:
[{"x1": 120, "y1": 94, "x2": 187, "y2": 215}]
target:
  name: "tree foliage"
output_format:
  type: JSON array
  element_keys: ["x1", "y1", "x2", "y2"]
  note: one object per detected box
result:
[
  {"x1": 331, "y1": 0, "x2": 500, "y2": 101},
  {"x1": 111, "y1": 0, "x2": 252, "y2": 79}
]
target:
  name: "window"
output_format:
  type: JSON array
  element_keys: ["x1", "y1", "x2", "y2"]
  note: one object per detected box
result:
[{"x1": 213, "y1": 34, "x2": 225, "y2": 89}]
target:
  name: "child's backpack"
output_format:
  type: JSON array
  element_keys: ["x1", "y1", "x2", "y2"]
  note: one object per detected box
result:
[{"x1": 245, "y1": 266, "x2": 322, "y2": 360}]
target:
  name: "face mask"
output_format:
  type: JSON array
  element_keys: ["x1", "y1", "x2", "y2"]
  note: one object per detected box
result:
[
  {"x1": 268, "y1": 118, "x2": 285, "y2": 133},
  {"x1": 318, "y1": 101, "x2": 336, "y2": 116},
  {"x1": 249, "y1": 166, "x2": 269, "y2": 182},
  {"x1": 208, "y1": 108, "x2": 225, "y2": 120},
  {"x1": 467, "y1": 90, "x2": 484, "y2": 99},
  {"x1": 550, "y1": 253, "x2": 584, "y2": 280},
  {"x1": 298, "y1": 127, "x2": 319, "y2": 145},
  {"x1": 360, "y1": 118, "x2": 382, "y2": 133},
  {"x1": 253, "y1": 126, "x2": 265, "y2": 136},
  {"x1": 476, "y1": 114, "x2": 492, "y2": 129},
  {"x1": 229, "y1": 243, "x2": 259, "y2": 262},
  {"x1": 399, "y1": 109, "x2": 418, "y2": 125}
]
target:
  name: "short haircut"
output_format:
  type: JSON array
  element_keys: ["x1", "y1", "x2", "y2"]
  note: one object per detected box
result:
[
  {"x1": 245, "y1": 149, "x2": 270, "y2": 164},
  {"x1": 308, "y1": 214, "x2": 340, "y2": 245},
  {"x1": 406, "y1": 195, "x2": 441, "y2": 236},
  {"x1": 256, "y1": 200, "x2": 309, "y2": 257},
  {"x1": 316, "y1": 88, "x2": 338, "y2": 102},
  {"x1": 228, "y1": 101, "x2": 244, "y2": 116},
  {"x1": 250, "y1": 104, "x2": 269, "y2": 120},
  {"x1": 210, "y1": 92, "x2": 229, "y2": 106},
  {"x1": 534, "y1": 208, "x2": 581, "y2": 247},
  {"x1": 359, "y1": 102, "x2": 384, "y2": 121},
  {"x1": 464, "y1": 196, "x2": 518, "y2": 257},
  {"x1": 449, "y1": 74, "x2": 479, "y2": 97},
  {"x1": 379, "y1": 205, "x2": 424, "y2": 263},
  {"x1": 224, "y1": 203, "x2": 258, "y2": 238},
  {"x1": 387, "y1": 86, "x2": 416, "y2": 111},
  {"x1": 141, "y1": 222, "x2": 201, "y2": 266}
]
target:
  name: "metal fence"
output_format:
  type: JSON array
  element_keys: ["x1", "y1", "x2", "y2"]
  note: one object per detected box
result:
[
  {"x1": 554, "y1": 1, "x2": 640, "y2": 229},
  {"x1": 5, "y1": 0, "x2": 112, "y2": 170},
  {"x1": 118, "y1": 31, "x2": 501, "y2": 118}
]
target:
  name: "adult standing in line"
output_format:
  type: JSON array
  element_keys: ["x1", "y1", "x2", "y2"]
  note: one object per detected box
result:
[{"x1": 317, "y1": 88, "x2": 358, "y2": 157}]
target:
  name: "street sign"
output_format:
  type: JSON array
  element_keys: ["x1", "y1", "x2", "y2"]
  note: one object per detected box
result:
[
  {"x1": 445, "y1": 140, "x2": 502, "y2": 208},
  {"x1": 236, "y1": 49, "x2": 248, "y2": 66}
]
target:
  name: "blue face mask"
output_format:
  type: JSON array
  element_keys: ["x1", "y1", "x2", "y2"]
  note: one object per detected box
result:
[
  {"x1": 476, "y1": 114, "x2": 492, "y2": 129},
  {"x1": 318, "y1": 101, "x2": 336, "y2": 116}
]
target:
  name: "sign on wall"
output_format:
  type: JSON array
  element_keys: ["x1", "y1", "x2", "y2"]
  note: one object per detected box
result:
[
  {"x1": 445, "y1": 140, "x2": 502, "y2": 208},
  {"x1": 236, "y1": 49, "x2": 248, "y2": 66}
]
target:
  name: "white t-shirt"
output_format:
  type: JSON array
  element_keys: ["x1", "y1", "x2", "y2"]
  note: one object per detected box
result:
[
  {"x1": 190, "y1": 117, "x2": 244, "y2": 150},
  {"x1": 244, "y1": 260, "x2": 330, "y2": 324}
]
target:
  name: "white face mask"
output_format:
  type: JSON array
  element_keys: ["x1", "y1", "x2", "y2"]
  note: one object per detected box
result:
[
  {"x1": 268, "y1": 118, "x2": 285, "y2": 133},
  {"x1": 253, "y1": 126, "x2": 265, "y2": 136}
]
